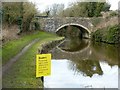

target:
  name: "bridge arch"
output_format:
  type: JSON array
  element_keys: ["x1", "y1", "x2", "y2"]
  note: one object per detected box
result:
[{"x1": 55, "y1": 23, "x2": 91, "y2": 38}]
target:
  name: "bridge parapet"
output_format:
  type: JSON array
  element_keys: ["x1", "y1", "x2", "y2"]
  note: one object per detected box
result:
[{"x1": 39, "y1": 17, "x2": 94, "y2": 34}]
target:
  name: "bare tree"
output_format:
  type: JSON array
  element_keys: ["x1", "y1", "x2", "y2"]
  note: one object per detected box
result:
[{"x1": 48, "y1": 4, "x2": 64, "y2": 17}]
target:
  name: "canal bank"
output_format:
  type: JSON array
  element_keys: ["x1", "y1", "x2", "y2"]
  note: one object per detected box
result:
[{"x1": 2, "y1": 31, "x2": 64, "y2": 88}]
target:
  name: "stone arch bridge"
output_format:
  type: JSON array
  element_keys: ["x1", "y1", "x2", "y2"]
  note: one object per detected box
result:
[{"x1": 38, "y1": 17, "x2": 94, "y2": 38}]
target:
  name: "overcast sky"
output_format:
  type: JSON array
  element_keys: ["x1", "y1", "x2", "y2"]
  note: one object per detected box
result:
[{"x1": 29, "y1": 0, "x2": 120, "y2": 12}]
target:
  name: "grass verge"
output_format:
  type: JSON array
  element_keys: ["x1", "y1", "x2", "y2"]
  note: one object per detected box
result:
[
  {"x1": 3, "y1": 32, "x2": 63, "y2": 88},
  {"x1": 2, "y1": 31, "x2": 56, "y2": 65}
]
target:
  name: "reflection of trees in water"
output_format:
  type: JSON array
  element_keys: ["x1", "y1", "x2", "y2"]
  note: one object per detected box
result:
[
  {"x1": 68, "y1": 59, "x2": 103, "y2": 77},
  {"x1": 50, "y1": 36, "x2": 119, "y2": 77},
  {"x1": 91, "y1": 42, "x2": 119, "y2": 67},
  {"x1": 58, "y1": 38, "x2": 89, "y2": 52},
  {"x1": 68, "y1": 42, "x2": 119, "y2": 77}
]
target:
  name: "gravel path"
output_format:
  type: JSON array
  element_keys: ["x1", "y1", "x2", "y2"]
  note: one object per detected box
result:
[{"x1": 2, "y1": 38, "x2": 39, "y2": 75}]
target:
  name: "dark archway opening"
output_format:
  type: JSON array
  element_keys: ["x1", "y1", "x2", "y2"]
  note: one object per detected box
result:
[
  {"x1": 56, "y1": 25, "x2": 89, "y2": 39},
  {"x1": 56, "y1": 25, "x2": 90, "y2": 52}
]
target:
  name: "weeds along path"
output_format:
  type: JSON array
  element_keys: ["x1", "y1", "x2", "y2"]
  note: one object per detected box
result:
[
  {"x1": 2, "y1": 36, "x2": 63, "y2": 88},
  {"x1": 2, "y1": 38, "x2": 39, "y2": 75}
]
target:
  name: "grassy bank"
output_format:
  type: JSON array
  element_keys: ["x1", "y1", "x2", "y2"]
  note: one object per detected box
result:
[
  {"x1": 2, "y1": 31, "x2": 57, "y2": 65},
  {"x1": 91, "y1": 25, "x2": 119, "y2": 44},
  {"x1": 3, "y1": 32, "x2": 63, "y2": 88}
]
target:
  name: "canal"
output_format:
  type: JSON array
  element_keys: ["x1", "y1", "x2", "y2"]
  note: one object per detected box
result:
[{"x1": 44, "y1": 26, "x2": 119, "y2": 88}]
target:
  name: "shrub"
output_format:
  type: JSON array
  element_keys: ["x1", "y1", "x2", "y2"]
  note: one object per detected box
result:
[
  {"x1": 92, "y1": 29, "x2": 103, "y2": 42},
  {"x1": 92, "y1": 25, "x2": 119, "y2": 44},
  {"x1": 109, "y1": 11, "x2": 118, "y2": 17}
]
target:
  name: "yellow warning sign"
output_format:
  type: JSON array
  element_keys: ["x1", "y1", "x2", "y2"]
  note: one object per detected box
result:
[{"x1": 36, "y1": 54, "x2": 51, "y2": 77}]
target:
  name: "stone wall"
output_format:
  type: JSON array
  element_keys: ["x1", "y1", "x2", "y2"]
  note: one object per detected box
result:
[
  {"x1": 38, "y1": 38, "x2": 64, "y2": 54},
  {"x1": 39, "y1": 17, "x2": 93, "y2": 34}
]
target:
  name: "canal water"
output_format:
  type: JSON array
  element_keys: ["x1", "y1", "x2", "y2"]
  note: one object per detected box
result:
[
  {"x1": 44, "y1": 26, "x2": 119, "y2": 88},
  {"x1": 44, "y1": 37, "x2": 119, "y2": 88}
]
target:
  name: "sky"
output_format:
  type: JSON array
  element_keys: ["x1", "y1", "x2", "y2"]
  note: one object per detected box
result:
[{"x1": 29, "y1": 0, "x2": 120, "y2": 12}]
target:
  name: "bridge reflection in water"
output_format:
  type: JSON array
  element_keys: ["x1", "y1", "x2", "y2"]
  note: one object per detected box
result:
[{"x1": 44, "y1": 37, "x2": 119, "y2": 88}]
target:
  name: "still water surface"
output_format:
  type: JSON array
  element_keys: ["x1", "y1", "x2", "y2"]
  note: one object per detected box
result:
[{"x1": 44, "y1": 38, "x2": 119, "y2": 88}]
